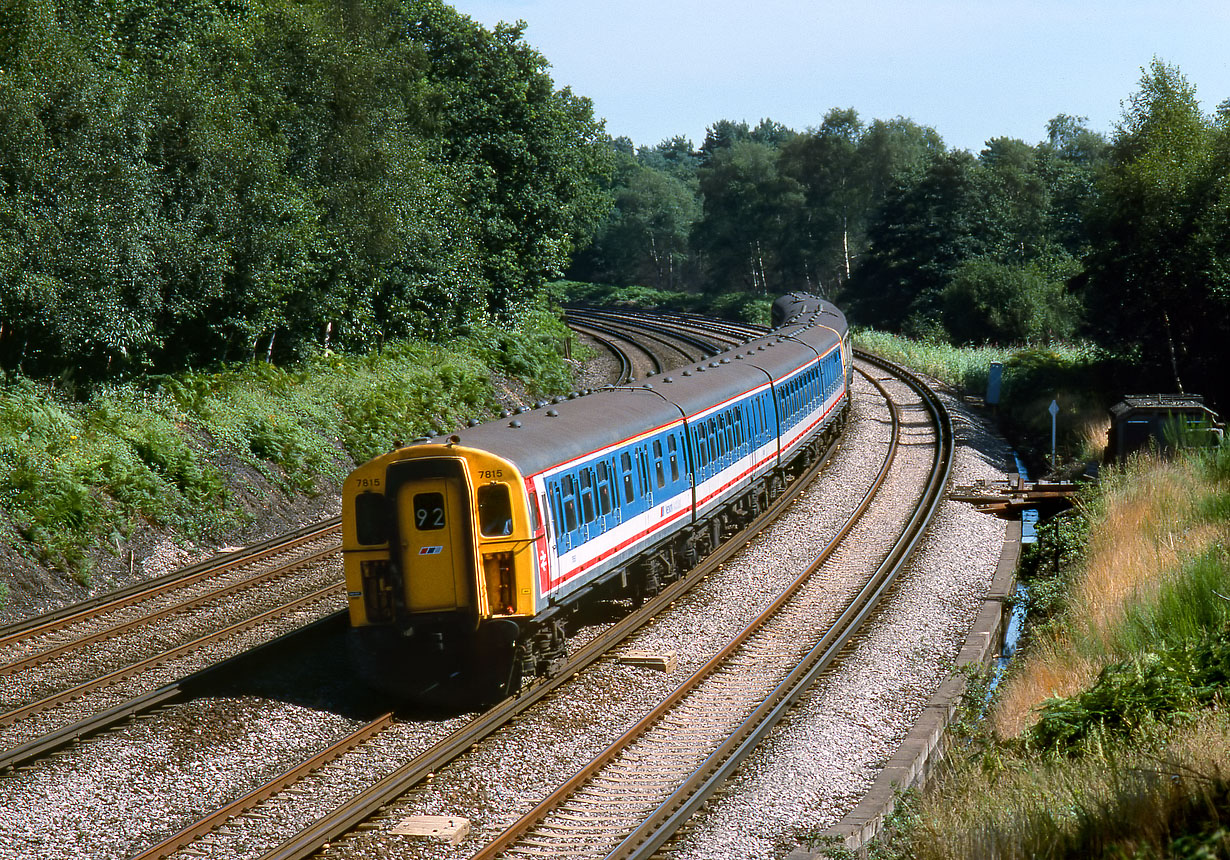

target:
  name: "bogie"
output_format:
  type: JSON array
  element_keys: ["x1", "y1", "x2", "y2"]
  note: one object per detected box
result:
[{"x1": 341, "y1": 294, "x2": 851, "y2": 705}]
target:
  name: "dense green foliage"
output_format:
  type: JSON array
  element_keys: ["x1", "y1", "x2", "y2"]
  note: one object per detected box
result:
[
  {"x1": 1081, "y1": 59, "x2": 1230, "y2": 405},
  {"x1": 1030, "y1": 620, "x2": 1230, "y2": 756},
  {"x1": 550, "y1": 279, "x2": 772, "y2": 326},
  {"x1": 572, "y1": 60, "x2": 1230, "y2": 413},
  {"x1": 0, "y1": 0, "x2": 611, "y2": 380},
  {"x1": 0, "y1": 308, "x2": 575, "y2": 580}
]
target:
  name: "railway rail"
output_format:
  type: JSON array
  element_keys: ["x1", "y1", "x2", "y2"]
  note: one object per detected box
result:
[
  {"x1": 0, "y1": 519, "x2": 338, "y2": 648},
  {"x1": 0, "y1": 305, "x2": 975, "y2": 860},
  {"x1": 0, "y1": 522, "x2": 347, "y2": 770},
  {"x1": 566, "y1": 308, "x2": 751, "y2": 360},
  {"x1": 130, "y1": 351, "x2": 949, "y2": 860},
  {"x1": 567, "y1": 321, "x2": 658, "y2": 383},
  {"x1": 471, "y1": 353, "x2": 951, "y2": 859},
  {"x1": 127, "y1": 393, "x2": 856, "y2": 860}
]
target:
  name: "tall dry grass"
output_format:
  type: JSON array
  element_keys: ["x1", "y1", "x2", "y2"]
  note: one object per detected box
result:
[
  {"x1": 911, "y1": 707, "x2": 1230, "y2": 860},
  {"x1": 991, "y1": 453, "x2": 1227, "y2": 739}
]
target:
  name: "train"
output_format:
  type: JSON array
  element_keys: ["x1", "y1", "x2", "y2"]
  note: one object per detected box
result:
[{"x1": 341, "y1": 293, "x2": 852, "y2": 704}]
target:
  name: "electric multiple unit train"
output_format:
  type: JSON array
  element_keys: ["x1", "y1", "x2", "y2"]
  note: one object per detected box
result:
[{"x1": 341, "y1": 294, "x2": 852, "y2": 703}]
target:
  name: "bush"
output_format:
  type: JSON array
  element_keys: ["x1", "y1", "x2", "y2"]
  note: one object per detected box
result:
[
  {"x1": 941, "y1": 258, "x2": 1082, "y2": 344},
  {"x1": 549, "y1": 280, "x2": 772, "y2": 325},
  {"x1": 0, "y1": 309, "x2": 576, "y2": 579},
  {"x1": 1029, "y1": 623, "x2": 1230, "y2": 755}
]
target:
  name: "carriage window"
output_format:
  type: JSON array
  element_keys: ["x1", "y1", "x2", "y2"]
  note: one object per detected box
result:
[
  {"x1": 621, "y1": 452, "x2": 635, "y2": 503},
  {"x1": 653, "y1": 439, "x2": 666, "y2": 488},
  {"x1": 580, "y1": 469, "x2": 596, "y2": 522},
  {"x1": 668, "y1": 435, "x2": 680, "y2": 482},
  {"x1": 707, "y1": 417, "x2": 718, "y2": 462},
  {"x1": 413, "y1": 492, "x2": 446, "y2": 531},
  {"x1": 354, "y1": 492, "x2": 389, "y2": 545},
  {"x1": 596, "y1": 460, "x2": 613, "y2": 515},
  {"x1": 697, "y1": 424, "x2": 709, "y2": 468},
  {"x1": 734, "y1": 410, "x2": 744, "y2": 448},
  {"x1": 477, "y1": 484, "x2": 513, "y2": 536},
  {"x1": 724, "y1": 411, "x2": 735, "y2": 450}
]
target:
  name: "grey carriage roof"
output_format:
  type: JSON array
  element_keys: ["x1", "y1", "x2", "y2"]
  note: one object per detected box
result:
[{"x1": 410, "y1": 307, "x2": 845, "y2": 478}]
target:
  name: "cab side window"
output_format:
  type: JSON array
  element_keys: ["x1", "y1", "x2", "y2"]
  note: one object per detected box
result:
[
  {"x1": 477, "y1": 483, "x2": 513, "y2": 536},
  {"x1": 355, "y1": 492, "x2": 390, "y2": 545}
]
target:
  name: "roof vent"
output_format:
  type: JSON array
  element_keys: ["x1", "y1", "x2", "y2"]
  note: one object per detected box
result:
[
  {"x1": 509, "y1": 419, "x2": 522, "y2": 428},
  {"x1": 547, "y1": 409, "x2": 559, "y2": 417}
]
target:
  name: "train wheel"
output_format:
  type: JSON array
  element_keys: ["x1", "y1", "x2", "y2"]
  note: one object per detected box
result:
[{"x1": 535, "y1": 618, "x2": 567, "y2": 675}]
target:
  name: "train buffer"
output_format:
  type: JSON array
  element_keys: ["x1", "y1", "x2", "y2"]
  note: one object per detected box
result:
[{"x1": 948, "y1": 477, "x2": 1079, "y2": 516}]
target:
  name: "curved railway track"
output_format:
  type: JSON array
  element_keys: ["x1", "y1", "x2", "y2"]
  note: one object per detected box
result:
[
  {"x1": 567, "y1": 321, "x2": 658, "y2": 384},
  {"x1": 128, "y1": 390, "x2": 859, "y2": 860},
  {"x1": 471, "y1": 353, "x2": 952, "y2": 860},
  {"x1": 0, "y1": 306, "x2": 970, "y2": 860},
  {"x1": 125, "y1": 351, "x2": 951, "y2": 860},
  {"x1": 566, "y1": 308, "x2": 751, "y2": 361}
]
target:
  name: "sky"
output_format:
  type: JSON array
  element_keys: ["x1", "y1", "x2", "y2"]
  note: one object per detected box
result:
[{"x1": 449, "y1": 0, "x2": 1230, "y2": 154}]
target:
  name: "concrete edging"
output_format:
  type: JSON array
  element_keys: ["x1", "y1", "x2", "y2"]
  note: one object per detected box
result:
[{"x1": 787, "y1": 514, "x2": 1023, "y2": 858}]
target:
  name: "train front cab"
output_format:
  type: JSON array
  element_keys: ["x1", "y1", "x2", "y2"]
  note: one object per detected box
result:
[{"x1": 343, "y1": 443, "x2": 540, "y2": 702}]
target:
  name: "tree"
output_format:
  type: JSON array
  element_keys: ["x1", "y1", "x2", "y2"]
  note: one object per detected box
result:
[
  {"x1": 692, "y1": 139, "x2": 804, "y2": 295},
  {"x1": 405, "y1": 1, "x2": 613, "y2": 315},
  {"x1": 0, "y1": 0, "x2": 613, "y2": 381},
  {"x1": 570, "y1": 162, "x2": 699, "y2": 291},
  {"x1": 941, "y1": 258, "x2": 1081, "y2": 344},
  {"x1": 845, "y1": 150, "x2": 988, "y2": 332},
  {"x1": 1081, "y1": 59, "x2": 1224, "y2": 394},
  {"x1": 699, "y1": 119, "x2": 752, "y2": 163},
  {"x1": 638, "y1": 136, "x2": 701, "y2": 182},
  {"x1": 778, "y1": 111, "x2": 944, "y2": 298}
]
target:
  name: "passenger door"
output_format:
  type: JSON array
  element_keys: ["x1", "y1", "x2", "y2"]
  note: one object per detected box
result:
[{"x1": 397, "y1": 477, "x2": 469, "y2": 612}]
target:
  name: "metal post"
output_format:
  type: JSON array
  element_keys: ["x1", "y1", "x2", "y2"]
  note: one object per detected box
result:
[{"x1": 1049, "y1": 399, "x2": 1059, "y2": 468}]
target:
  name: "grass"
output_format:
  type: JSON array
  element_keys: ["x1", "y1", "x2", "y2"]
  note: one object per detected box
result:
[
  {"x1": 844, "y1": 446, "x2": 1230, "y2": 859},
  {"x1": 854, "y1": 330, "x2": 1120, "y2": 469},
  {"x1": 905, "y1": 708, "x2": 1230, "y2": 860},
  {"x1": 852, "y1": 329, "x2": 1018, "y2": 391},
  {"x1": 0, "y1": 306, "x2": 577, "y2": 582},
  {"x1": 994, "y1": 451, "x2": 1230, "y2": 738}
]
